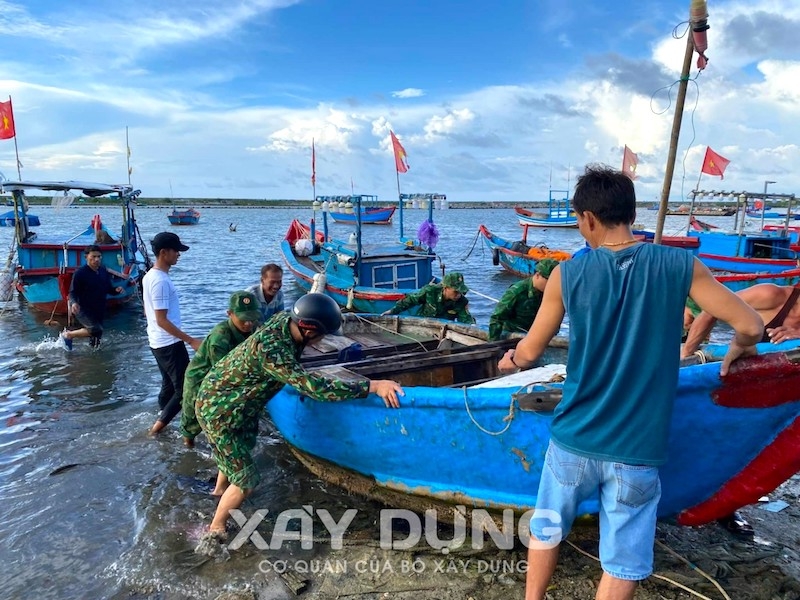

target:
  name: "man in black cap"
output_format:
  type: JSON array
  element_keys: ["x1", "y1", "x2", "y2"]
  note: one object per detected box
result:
[{"x1": 142, "y1": 232, "x2": 202, "y2": 435}]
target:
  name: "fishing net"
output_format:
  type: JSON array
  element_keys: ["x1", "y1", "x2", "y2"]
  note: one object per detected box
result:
[
  {"x1": 51, "y1": 192, "x2": 75, "y2": 211},
  {"x1": 417, "y1": 219, "x2": 439, "y2": 249}
]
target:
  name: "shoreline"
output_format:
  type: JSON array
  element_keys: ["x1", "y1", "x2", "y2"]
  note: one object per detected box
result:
[{"x1": 18, "y1": 200, "x2": 747, "y2": 210}]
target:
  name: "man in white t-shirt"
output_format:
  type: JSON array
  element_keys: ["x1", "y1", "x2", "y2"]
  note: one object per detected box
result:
[{"x1": 142, "y1": 232, "x2": 202, "y2": 435}]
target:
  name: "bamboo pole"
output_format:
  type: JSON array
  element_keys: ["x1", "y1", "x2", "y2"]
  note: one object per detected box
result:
[{"x1": 654, "y1": 32, "x2": 695, "y2": 244}]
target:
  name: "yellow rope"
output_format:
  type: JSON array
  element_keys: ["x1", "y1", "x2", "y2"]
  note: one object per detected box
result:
[{"x1": 655, "y1": 539, "x2": 732, "y2": 600}]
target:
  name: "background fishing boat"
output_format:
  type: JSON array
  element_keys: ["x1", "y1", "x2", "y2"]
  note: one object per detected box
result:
[
  {"x1": 688, "y1": 212, "x2": 799, "y2": 274},
  {"x1": 324, "y1": 195, "x2": 396, "y2": 225},
  {"x1": 167, "y1": 207, "x2": 201, "y2": 225},
  {"x1": 269, "y1": 336, "x2": 800, "y2": 526},
  {"x1": 3, "y1": 180, "x2": 150, "y2": 315},
  {"x1": 0, "y1": 210, "x2": 40, "y2": 227},
  {"x1": 281, "y1": 195, "x2": 442, "y2": 313},
  {"x1": 515, "y1": 189, "x2": 577, "y2": 228},
  {"x1": 478, "y1": 224, "x2": 571, "y2": 277}
]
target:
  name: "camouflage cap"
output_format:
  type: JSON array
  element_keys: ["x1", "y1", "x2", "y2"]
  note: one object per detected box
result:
[
  {"x1": 441, "y1": 272, "x2": 469, "y2": 294},
  {"x1": 229, "y1": 291, "x2": 262, "y2": 322},
  {"x1": 535, "y1": 258, "x2": 559, "y2": 279}
]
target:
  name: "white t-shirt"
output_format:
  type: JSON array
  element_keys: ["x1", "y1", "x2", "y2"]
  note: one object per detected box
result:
[{"x1": 142, "y1": 268, "x2": 183, "y2": 349}]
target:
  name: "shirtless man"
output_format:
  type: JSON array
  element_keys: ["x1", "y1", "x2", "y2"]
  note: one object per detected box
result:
[{"x1": 682, "y1": 283, "x2": 800, "y2": 357}]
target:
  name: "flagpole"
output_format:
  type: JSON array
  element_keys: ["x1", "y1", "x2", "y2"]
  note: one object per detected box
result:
[
  {"x1": 396, "y1": 169, "x2": 403, "y2": 240},
  {"x1": 9, "y1": 97, "x2": 22, "y2": 179},
  {"x1": 655, "y1": 31, "x2": 694, "y2": 244},
  {"x1": 125, "y1": 126, "x2": 131, "y2": 184},
  {"x1": 13, "y1": 132, "x2": 22, "y2": 180}
]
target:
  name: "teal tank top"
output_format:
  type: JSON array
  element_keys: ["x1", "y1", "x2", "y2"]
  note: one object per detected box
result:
[{"x1": 552, "y1": 243, "x2": 694, "y2": 465}]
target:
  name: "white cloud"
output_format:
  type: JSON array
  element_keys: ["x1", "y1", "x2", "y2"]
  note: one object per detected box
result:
[{"x1": 391, "y1": 88, "x2": 425, "y2": 99}]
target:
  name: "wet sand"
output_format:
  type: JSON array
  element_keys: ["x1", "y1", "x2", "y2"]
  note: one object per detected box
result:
[{"x1": 115, "y1": 474, "x2": 800, "y2": 600}]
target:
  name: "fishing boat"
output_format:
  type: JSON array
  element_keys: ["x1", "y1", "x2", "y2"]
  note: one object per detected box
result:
[
  {"x1": 325, "y1": 195, "x2": 396, "y2": 225},
  {"x1": 666, "y1": 205, "x2": 736, "y2": 217},
  {"x1": 514, "y1": 190, "x2": 577, "y2": 228},
  {"x1": 281, "y1": 195, "x2": 441, "y2": 314},
  {"x1": 268, "y1": 335, "x2": 800, "y2": 526},
  {"x1": 478, "y1": 225, "x2": 571, "y2": 278},
  {"x1": 0, "y1": 210, "x2": 41, "y2": 227},
  {"x1": 167, "y1": 207, "x2": 201, "y2": 226},
  {"x1": 2, "y1": 180, "x2": 150, "y2": 315},
  {"x1": 688, "y1": 214, "x2": 799, "y2": 274}
]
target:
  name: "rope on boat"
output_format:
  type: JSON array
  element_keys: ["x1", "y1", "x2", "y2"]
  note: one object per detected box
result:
[
  {"x1": 349, "y1": 313, "x2": 431, "y2": 352},
  {"x1": 457, "y1": 228, "x2": 481, "y2": 262},
  {"x1": 469, "y1": 288, "x2": 500, "y2": 303},
  {"x1": 461, "y1": 387, "x2": 516, "y2": 436},
  {"x1": 0, "y1": 242, "x2": 18, "y2": 318}
]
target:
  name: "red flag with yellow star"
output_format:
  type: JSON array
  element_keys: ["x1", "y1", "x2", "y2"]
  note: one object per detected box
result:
[
  {"x1": 0, "y1": 99, "x2": 16, "y2": 140},
  {"x1": 701, "y1": 146, "x2": 730, "y2": 179}
]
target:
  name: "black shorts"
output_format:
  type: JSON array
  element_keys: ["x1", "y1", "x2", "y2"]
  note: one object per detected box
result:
[{"x1": 75, "y1": 311, "x2": 104, "y2": 339}]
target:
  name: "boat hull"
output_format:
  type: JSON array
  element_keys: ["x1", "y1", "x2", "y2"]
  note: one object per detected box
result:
[
  {"x1": 268, "y1": 340, "x2": 800, "y2": 525},
  {"x1": 167, "y1": 208, "x2": 201, "y2": 225},
  {"x1": 329, "y1": 207, "x2": 396, "y2": 225},
  {"x1": 515, "y1": 206, "x2": 577, "y2": 228}
]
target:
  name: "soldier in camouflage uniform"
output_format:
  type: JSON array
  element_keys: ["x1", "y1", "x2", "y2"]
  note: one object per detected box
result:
[
  {"x1": 382, "y1": 271, "x2": 475, "y2": 324},
  {"x1": 179, "y1": 291, "x2": 262, "y2": 448},
  {"x1": 488, "y1": 258, "x2": 558, "y2": 340},
  {"x1": 195, "y1": 294, "x2": 403, "y2": 547}
]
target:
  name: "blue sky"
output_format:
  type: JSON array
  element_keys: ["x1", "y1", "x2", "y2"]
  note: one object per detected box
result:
[{"x1": 1, "y1": 0, "x2": 798, "y2": 202}]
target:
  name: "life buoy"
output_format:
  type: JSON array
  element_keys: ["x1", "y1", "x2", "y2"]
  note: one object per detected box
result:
[{"x1": 492, "y1": 247, "x2": 500, "y2": 266}]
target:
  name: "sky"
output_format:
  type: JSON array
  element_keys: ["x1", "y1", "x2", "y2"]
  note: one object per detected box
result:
[{"x1": 0, "y1": 0, "x2": 798, "y2": 203}]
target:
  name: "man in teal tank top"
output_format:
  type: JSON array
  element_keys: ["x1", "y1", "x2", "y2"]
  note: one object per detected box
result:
[{"x1": 498, "y1": 165, "x2": 763, "y2": 600}]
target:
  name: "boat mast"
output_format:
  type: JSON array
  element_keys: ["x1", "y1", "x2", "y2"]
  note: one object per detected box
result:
[
  {"x1": 125, "y1": 126, "x2": 132, "y2": 185},
  {"x1": 654, "y1": 32, "x2": 695, "y2": 244}
]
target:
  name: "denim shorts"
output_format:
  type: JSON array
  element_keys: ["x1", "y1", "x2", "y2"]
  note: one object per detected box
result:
[{"x1": 530, "y1": 441, "x2": 661, "y2": 581}]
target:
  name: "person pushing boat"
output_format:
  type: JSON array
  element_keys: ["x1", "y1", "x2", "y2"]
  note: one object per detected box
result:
[{"x1": 193, "y1": 293, "x2": 404, "y2": 554}]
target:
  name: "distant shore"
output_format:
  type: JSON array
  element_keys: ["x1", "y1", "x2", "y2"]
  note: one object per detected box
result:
[{"x1": 19, "y1": 197, "x2": 753, "y2": 210}]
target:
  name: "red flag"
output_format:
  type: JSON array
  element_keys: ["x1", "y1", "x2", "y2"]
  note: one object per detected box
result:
[
  {"x1": 390, "y1": 130, "x2": 409, "y2": 173},
  {"x1": 0, "y1": 99, "x2": 16, "y2": 140},
  {"x1": 701, "y1": 146, "x2": 730, "y2": 179},
  {"x1": 621, "y1": 145, "x2": 639, "y2": 180},
  {"x1": 311, "y1": 139, "x2": 316, "y2": 186}
]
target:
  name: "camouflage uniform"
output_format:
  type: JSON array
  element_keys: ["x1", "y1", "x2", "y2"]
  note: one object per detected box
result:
[
  {"x1": 387, "y1": 283, "x2": 475, "y2": 324},
  {"x1": 179, "y1": 319, "x2": 252, "y2": 442},
  {"x1": 488, "y1": 278, "x2": 543, "y2": 340},
  {"x1": 196, "y1": 312, "x2": 370, "y2": 490}
]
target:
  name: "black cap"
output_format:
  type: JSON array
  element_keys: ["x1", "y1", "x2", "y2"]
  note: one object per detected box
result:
[{"x1": 151, "y1": 231, "x2": 189, "y2": 253}]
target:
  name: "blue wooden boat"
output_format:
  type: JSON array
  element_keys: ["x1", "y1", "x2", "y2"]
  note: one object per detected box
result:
[
  {"x1": 515, "y1": 190, "x2": 577, "y2": 228},
  {"x1": 688, "y1": 216, "x2": 799, "y2": 274},
  {"x1": 268, "y1": 334, "x2": 800, "y2": 526},
  {"x1": 324, "y1": 195, "x2": 396, "y2": 225},
  {"x1": 478, "y1": 225, "x2": 571, "y2": 278},
  {"x1": 167, "y1": 207, "x2": 200, "y2": 225},
  {"x1": 4, "y1": 180, "x2": 150, "y2": 315},
  {"x1": 0, "y1": 210, "x2": 40, "y2": 227},
  {"x1": 281, "y1": 196, "x2": 441, "y2": 314}
]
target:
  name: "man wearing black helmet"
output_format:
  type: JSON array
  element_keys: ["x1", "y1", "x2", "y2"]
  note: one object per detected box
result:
[{"x1": 194, "y1": 293, "x2": 404, "y2": 551}]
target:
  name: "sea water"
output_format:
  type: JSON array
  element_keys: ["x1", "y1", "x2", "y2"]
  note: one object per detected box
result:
[{"x1": 0, "y1": 204, "x2": 730, "y2": 598}]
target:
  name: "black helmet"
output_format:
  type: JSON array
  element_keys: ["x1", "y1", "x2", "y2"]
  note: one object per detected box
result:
[{"x1": 291, "y1": 293, "x2": 342, "y2": 335}]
